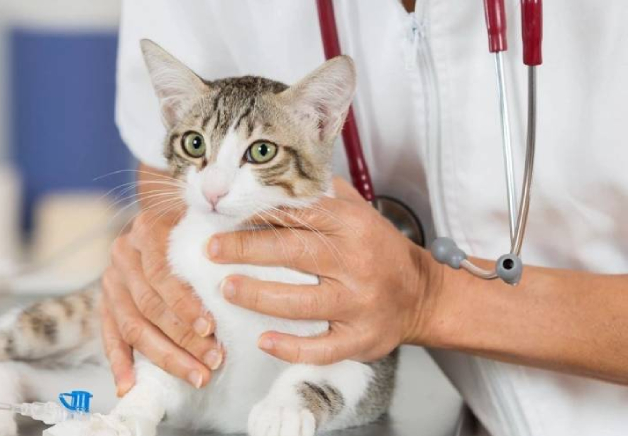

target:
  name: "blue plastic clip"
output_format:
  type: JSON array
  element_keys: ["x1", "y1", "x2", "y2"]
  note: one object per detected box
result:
[{"x1": 58, "y1": 391, "x2": 93, "y2": 413}]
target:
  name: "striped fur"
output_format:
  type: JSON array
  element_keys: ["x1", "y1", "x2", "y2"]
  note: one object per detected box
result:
[{"x1": 0, "y1": 284, "x2": 100, "y2": 363}]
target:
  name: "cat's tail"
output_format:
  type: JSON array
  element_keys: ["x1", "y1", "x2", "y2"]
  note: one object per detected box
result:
[{"x1": 0, "y1": 282, "x2": 102, "y2": 363}]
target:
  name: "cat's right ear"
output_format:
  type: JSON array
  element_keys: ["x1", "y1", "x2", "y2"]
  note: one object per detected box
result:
[{"x1": 140, "y1": 39, "x2": 209, "y2": 128}]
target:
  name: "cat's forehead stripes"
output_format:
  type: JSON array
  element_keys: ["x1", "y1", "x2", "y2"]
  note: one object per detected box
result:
[
  {"x1": 166, "y1": 75, "x2": 288, "y2": 176},
  {"x1": 202, "y1": 76, "x2": 287, "y2": 143}
]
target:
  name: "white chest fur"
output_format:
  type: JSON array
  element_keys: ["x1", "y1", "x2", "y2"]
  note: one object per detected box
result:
[{"x1": 165, "y1": 211, "x2": 328, "y2": 432}]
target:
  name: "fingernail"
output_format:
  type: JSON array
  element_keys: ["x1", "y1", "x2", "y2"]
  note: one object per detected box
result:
[
  {"x1": 258, "y1": 337, "x2": 274, "y2": 351},
  {"x1": 187, "y1": 370, "x2": 203, "y2": 389},
  {"x1": 114, "y1": 377, "x2": 133, "y2": 398},
  {"x1": 116, "y1": 384, "x2": 129, "y2": 398},
  {"x1": 203, "y1": 349, "x2": 223, "y2": 371},
  {"x1": 193, "y1": 317, "x2": 212, "y2": 337},
  {"x1": 221, "y1": 279, "x2": 235, "y2": 300},
  {"x1": 208, "y1": 237, "x2": 220, "y2": 259}
]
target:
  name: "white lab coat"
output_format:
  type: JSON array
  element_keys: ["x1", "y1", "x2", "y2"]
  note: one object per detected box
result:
[{"x1": 115, "y1": 1, "x2": 628, "y2": 435}]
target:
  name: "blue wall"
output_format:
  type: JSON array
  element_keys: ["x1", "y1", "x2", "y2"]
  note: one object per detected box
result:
[{"x1": 10, "y1": 29, "x2": 134, "y2": 232}]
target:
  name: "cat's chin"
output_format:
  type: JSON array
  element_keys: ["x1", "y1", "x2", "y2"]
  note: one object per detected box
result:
[{"x1": 188, "y1": 206, "x2": 249, "y2": 229}]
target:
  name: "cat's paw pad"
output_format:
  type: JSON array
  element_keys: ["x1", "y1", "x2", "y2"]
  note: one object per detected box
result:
[{"x1": 248, "y1": 401, "x2": 316, "y2": 436}]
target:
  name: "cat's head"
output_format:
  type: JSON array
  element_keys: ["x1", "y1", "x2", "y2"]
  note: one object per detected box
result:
[{"x1": 140, "y1": 39, "x2": 356, "y2": 226}]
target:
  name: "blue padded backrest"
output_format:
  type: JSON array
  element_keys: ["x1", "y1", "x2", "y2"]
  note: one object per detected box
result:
[{"x1": 10, "y1": 29, "x2": 135, "y2": 232}]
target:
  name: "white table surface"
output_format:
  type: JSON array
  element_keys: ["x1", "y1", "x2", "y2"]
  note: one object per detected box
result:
[{"x1": 1, "y1": 293, "x2": 466, "y2": 436}]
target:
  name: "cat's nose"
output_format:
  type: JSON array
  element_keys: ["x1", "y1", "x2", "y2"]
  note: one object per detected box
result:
[{"x1": 203, "y1": 189, "x2": 228, "y2": 209}]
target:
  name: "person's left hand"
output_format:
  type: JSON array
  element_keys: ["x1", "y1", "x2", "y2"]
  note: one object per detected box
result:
[{"x1": 206, "y1": 177, "x2": 441, "y2": 364}]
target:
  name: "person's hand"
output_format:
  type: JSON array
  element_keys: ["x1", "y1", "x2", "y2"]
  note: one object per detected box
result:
[
  {"x1": 101, "y1": 209, "x2": 223, "y2": 396},
  {"x1": 206, "y1": 178, "x2": 441, "y2": 364}
]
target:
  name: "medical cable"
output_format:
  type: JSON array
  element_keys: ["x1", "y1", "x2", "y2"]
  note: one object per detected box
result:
[{"x1": 0, "y1": 402, "x2": 92, "y2": 425}]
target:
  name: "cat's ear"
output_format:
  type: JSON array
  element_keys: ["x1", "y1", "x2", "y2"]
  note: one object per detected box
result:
[
  {"x1": 280, "y1": 55, "x2": 356, "y2": 143},
  {"x1": 140, "y1": 39, "x2": 209, "y2": 128}
]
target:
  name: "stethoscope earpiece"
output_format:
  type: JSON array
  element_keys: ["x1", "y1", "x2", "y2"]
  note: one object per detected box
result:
[
  {"x1": 431, "y1": 237, "x2": 467, "y2": 269},
  {"x1": 495, "y1": 253, "x2": 523, "y2": 285},
  {"x1": 431, "y1": 237, "x2": 523, "y2": 285}
]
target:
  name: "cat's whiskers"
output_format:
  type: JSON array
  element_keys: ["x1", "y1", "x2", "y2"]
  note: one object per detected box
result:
[
  {"x1": 110, "y1": 194, "x2": 185, "y2": 241},
  {"x1": 265, "y1": 206, "x2": 346, "y2": 273},
  {"x1": 288, "y1": 200, "x2": 357, "y2": 237},
  {"x1": 101, "y1": 179, "x2": 186, "y2": 203},
  {"x1": 258, "y1": 207, "x2": 322, "y2": 275},
  {"x1": 143, "y1": 199, "x2": 187, "y2": 231},
  {"x1": 252, "y1": 210, "x2": 292, "y2": 269},
  {"x1": 106, "y1": 189, "x2": 184, "y2": 214},
  {"x1": 95, "y1": 168, "x2": 187, "y2": 185}
]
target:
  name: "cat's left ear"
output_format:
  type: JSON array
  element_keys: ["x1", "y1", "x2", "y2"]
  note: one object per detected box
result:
[
  {"x1": 140, "y1": 39, "x2": 209, "y2": 128},
  {"x1": 279, "y1": 55, "x2": 356, "y2": 144}
]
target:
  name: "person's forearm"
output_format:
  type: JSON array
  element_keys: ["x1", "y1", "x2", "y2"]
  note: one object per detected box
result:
[{"x1": 418, "y1": 255, "x2": 628, "y2": 384}]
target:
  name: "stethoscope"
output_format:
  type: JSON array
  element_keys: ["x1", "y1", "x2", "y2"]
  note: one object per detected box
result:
[{"x1": 316, "y1": 0, "x2": 542, "y2": 286}]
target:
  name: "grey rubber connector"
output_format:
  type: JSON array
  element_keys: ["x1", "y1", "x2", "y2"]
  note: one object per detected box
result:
[
  {"x1": 495, "y1": 254, "x2": 523, "y2": 285},
  {"x1": 430, "y1": 237, "x2": 467, "y2": 269}
]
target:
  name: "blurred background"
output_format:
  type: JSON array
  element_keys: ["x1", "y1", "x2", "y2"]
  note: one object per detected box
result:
[{"x1": 0, "y1": 0, "x2": 135, "y2": 294}]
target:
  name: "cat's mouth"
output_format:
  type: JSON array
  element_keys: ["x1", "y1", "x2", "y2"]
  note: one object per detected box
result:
[{"x1": 203, "y1": 206, "x2": 238, "y2": 219}]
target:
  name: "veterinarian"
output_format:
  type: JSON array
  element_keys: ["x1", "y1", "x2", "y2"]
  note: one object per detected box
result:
[{"x1": 102, "y1": 1, "x2": 628, "y2": 435}]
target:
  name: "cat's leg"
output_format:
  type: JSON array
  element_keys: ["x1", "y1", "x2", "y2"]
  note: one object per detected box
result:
[
  {"x1": 248, "y1": 352, "x2": 398, "y2": 436},
  {"x1": 0, "y1": 286, "x2": 100, "y2": 362},
  {"x1": 46, "y1": 361, "x2": 174, "y2": 436},
  {"x1": 104, "y1": 366, "x2": 168, "y2": 436}
]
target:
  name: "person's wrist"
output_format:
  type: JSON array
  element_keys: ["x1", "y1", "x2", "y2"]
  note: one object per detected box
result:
[{"x1": 401, "y1": 243, "x2": 446, "y2": 347}]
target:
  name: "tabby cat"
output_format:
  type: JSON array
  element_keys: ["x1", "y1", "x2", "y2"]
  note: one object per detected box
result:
[{"x1": 0, "y1": 40, "x2": 396, "y2": 436}]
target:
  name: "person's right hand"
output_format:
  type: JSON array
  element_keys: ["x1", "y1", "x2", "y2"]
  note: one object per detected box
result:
[{"x1": 101, "y1": 209, "x2": 223, "y2": 396}]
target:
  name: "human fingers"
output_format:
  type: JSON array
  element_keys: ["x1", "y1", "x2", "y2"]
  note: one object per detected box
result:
[
  {"x1": 221, "y1": 276, "x2": 347, "y2": 320},
  {"x1": 208, "y1": 227, "x2": 339, "y2": 276},
  {"x1": 330, "y1": 176, "x2": 365, "y2": 202},
  {"x1": 256, "y1": 328, "x2": 366, "y2": 365},
  {"x1": 128, "y1": 214, "x2": 213, "y2": 334},
  {"x1": 113, "y1": 246, "x2": 222, "y2": 370},
  {"x1": 100, "y1": 299, "x2": 135, "y2": 397},
  {"x1": 101, "y1": 267, "x2": 211, "y2": 388}
]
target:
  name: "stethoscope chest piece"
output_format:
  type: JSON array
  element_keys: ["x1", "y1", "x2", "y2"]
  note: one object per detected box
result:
[{"x1": 373, "y1": 196, "x2": 424, "y2": 247}]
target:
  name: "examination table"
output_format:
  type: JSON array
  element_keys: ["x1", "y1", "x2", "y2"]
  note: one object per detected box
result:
[{"x1": 1, "y1": 294, "x2": 473, "y2": 436}]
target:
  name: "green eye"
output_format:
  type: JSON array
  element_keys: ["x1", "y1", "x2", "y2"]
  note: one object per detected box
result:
[
  {"x1": 182, "y1": 132, "x2": 206, "y2": 158},
  {"x1": 245, "y1": 141, "x2": 278, "y2": 164}
]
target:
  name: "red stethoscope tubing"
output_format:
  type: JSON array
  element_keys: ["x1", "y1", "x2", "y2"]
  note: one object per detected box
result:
[{"x1": 315, "y1": 0, "x2": 374, "y2": 202}]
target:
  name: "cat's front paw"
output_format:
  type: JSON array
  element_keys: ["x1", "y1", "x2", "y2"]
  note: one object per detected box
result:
[{"x1": 248, "y1": 400, "x2": 316, "y2": 436}]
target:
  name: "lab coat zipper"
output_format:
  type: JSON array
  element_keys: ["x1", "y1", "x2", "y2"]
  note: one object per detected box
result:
[
  {"x1": 409, "y1": 8, "x2": 448, "y2": 240},
  {"x1": 411, "y1": 5, "x2": 526, "y2": 436}
]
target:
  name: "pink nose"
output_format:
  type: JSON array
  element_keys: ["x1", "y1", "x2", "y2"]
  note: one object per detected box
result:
[{"x1": 203, "y1": 190, "x2": 228, "y2": 209}]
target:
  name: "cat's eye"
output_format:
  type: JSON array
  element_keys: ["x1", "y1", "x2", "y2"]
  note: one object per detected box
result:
[
  {"x1": 182, "y1": 131, "x2": 206, "y2": 158},
  {"x1": 245, "y1": 141, "x2": 278, "y2": 164}
]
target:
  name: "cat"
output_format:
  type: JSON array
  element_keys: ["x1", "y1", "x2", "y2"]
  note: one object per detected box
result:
[{"x1": 0, "y1": 40, "x2": 397, "y2": 436}]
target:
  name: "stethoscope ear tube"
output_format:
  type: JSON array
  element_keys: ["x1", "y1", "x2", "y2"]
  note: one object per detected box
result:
[
  {"x1": 316, "y1": 0, "x2": 375, "y2": 202},
  {"x1": 521, "y1": 0, "x2": 543, "y2": 66},
  {"x1": 316, "y1": 0, "x2": 425, "y2": 247},
  {"x1": 431, "y1": 0, "x2": 542, "y2": 285}
]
